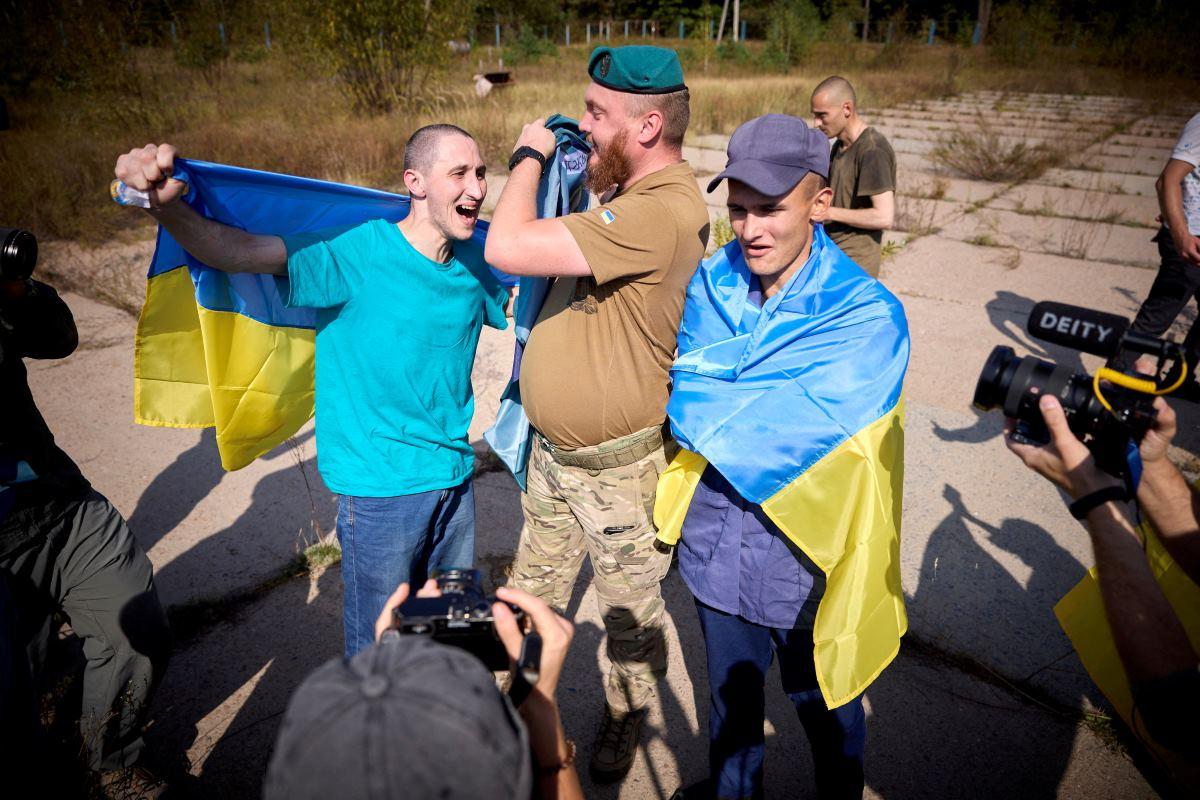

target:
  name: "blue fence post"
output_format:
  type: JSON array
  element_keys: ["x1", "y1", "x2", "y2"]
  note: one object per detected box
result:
[
  {"x1": 264, "y1": 21, "x2": 271, "y2": 49},
  {"x1": 543, "y1": 25, "x2": 548, "y2": 39},
  {"x1": 494, "y1": 23, "x2": 500, "y2": 47},
  {"x1": 709, "y1": 19, "x2": 714, "y2": 39},
  {"x1": 625, "y1": 20, "x2": 629, "y2": 38},
  {"x1": 679, "y1": 20, "x2": 685, "y2": 39},
  {"x1": 971, "y1": 21, "x2": 982, "y2": 46},
  {"x1": 927, "y1": 20, "x2": 936, "y2": 45},
  {"x1": 566, "y1": 24, "x2": 570, "y2": 46},
  {"x1": 218, "y1": 22, "x2": 225, "y2": 47},
  {"x1": 170, "y1": 21, "x2": 177, "y2": 43},
  {"x1": 740, "y1": 20, "x2": 747, "y2": 40}
]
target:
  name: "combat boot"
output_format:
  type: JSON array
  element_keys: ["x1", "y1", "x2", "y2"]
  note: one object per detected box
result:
[{"x1": 589, "y1": 704, "x2": 647, "y2": 783}]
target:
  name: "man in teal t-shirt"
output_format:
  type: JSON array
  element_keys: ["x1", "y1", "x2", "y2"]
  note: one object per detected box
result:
[{"x1": 113, "y1": 125, "x2": 507, "y2": 657}]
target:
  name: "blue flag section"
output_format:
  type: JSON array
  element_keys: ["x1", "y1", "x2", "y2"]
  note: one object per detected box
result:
[
  {"x1": 484, "y1": 116, "x2": 592, "y2": 489},
  {"x1": 133, "y1": 157, "x2": 492, "y2": 470},
  {"x1": 655, "y1": 226, "x2": 911, "y2": 708}
]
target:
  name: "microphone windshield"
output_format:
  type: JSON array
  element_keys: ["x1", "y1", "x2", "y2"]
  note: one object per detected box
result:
[{"x1": 1026, "y1": 301, "x2": 1129, "y2": 358}]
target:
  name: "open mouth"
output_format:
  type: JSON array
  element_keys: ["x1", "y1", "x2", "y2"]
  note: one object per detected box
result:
[{"x1": 455, "y1": 204, "x2": 479, "y2": 225}]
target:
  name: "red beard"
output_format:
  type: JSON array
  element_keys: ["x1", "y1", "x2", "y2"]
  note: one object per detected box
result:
[{"x1": 585, "y1": 129, "x2": 633, "y2": 196}]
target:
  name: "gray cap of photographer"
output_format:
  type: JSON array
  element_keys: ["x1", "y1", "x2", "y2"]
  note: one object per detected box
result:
[{"x1": 264, "y1": 634, "x2": 532, "y2": 800}]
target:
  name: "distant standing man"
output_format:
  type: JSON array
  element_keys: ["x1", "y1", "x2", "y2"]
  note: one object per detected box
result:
[
  {"x1": 113, "y1": 125, "x2": 509, "y2": 659},
  {"x1": 485, "y1": 46, "x2": 709, "y2": 782},
  {"x1": 1114, "y1": 111, "x2": 1200, "y2": 389},
  {"x1": 810, "y1": 75, "x2": 896, "y2": 277}
]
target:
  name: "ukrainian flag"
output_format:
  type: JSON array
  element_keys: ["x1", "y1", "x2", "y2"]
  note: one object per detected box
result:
[
  {"x1": 655, "y1": 225, "x2": 910, "y2": 709},
  {"x1": 133, "y1": 158, "x2": 486, "y2": 470},
  {"x1": 1056, "y1": 519, "x2": 1200, "y2": 779}
]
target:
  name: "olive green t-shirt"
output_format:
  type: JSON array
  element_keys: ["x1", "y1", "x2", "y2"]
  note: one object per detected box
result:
[
  {"x1": 826, "y1": 126, "x2": 896, "y2": 277},
  {"x1": 520, "y1": 162, "x2": 709, "y2": 448}
]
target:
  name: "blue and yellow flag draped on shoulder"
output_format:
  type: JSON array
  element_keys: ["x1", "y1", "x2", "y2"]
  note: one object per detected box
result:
[
  {"x1": 655, "y1": 225, "x2": 910, "y2": 709},
  {"x1": 134, "y1": 157, "x2": 489, "y2": 470},
  {"x1": 485, "y1": 116, "x2": 591, "y2": 489}
]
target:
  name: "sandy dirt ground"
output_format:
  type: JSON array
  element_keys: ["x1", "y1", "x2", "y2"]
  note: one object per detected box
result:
[{"x1": 28, "y1": 91, "x2": 1198, "y2": 798}]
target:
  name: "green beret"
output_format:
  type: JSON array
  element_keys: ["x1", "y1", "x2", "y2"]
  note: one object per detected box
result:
[{"x1": 587, "y1": 46, "x2": 686, "y2": 95}]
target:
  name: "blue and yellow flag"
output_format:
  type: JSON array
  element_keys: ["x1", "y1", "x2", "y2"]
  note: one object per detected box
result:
[
  {"x1": 1056, "y1": 519, "x2": 1200, "y2": 781},
  {"x1": 655, "y1": 225, "x2": 910, "y2": 708},
  {"x1": 133, "y1": 158, "x2": 488, "y2": 470}
]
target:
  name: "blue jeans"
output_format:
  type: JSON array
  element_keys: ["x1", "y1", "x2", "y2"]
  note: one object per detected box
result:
[
  {"x1": 336, "y1": 479, "x2": 475, "y2": 659},
  {"x1": 695, "y1": 600, "x2": 866, "y2": 800}
]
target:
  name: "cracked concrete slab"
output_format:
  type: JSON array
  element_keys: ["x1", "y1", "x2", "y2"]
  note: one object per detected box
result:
[
  {"x1": 937, "y1": 206, "x2": 1158, "y2": 267},
  {"x1": 987, "y1": 184, "x2": 1159, "y2": 227}
]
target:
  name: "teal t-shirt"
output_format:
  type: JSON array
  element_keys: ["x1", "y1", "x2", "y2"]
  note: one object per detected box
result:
[{"x1": 283, "y1": 219, "x2": 509, "y2": 496}]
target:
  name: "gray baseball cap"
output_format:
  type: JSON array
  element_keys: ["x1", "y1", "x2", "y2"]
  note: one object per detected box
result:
[
  {"x1": 263, "y1": 635, "x2": 532, "y2": 800},
  {"x1": 707, "y1": 114, "x2": 830, "y2": 196}
]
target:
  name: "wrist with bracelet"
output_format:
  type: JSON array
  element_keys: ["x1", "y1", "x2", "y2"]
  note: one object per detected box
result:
[
  {"x1": 508, "y1": 146, "x2": 548, "y2": 176},
  {"x1": 1068, "y1": 483, "x2": 1130, "y2": 519}
]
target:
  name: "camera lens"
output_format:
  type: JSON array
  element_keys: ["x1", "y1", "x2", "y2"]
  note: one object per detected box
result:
[
  {"x1": 973, "y1": 346, "x2": 1020, "y2": 410},
  {"x1": 0, "y1": 227, "x2": 37, "y2": 281}
]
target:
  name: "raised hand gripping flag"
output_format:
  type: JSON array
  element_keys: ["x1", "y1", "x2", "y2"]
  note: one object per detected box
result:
[
  {"x1": 655, "y1": 225, "x2": 910, "y2": 708},
  {"x1": 484, "y1": 116, "x2": 591, "y2": 489},
  {"x1": 131, "y1": 158, "x2": 487, "y2": 470}
]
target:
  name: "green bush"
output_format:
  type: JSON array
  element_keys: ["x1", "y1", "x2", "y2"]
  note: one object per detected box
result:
[
  {"x1": 988, "y1": 2, "x2": 1058, "y2": 66},
  {"x1": 502, "y1": 26, "x2": 557, "y2": 65},
  {"x1": 759, "y1": 0, "x2": 823, "y2": 70},
  {"x1": 293, "y1": 0, "x2": 474, "y2": 113},
  {"x1": 716, "y1": 41, "x2": 752, "y2": 64}
]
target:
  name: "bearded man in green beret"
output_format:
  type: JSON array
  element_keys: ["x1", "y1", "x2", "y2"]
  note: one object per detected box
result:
[{"x1": 486, "y1": 45, "x2": 709, "y2": 782}]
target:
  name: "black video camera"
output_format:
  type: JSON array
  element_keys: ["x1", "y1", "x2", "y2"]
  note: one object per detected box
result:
[
  {"x1": 0, "y1": 227, "x2": 38, "y2": 281},
  {"x1": 390, "y1": 568, "x2": 528, "y2": 672},
  {"x1": 974, "y1": 301, "x2": 1190, "y2": 478}
]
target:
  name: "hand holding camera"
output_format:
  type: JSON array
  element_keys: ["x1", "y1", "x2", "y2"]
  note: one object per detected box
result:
[
  {"x1": 1003, "y1": 394, "x2": 1123, "y2": 502},
  {"x1": 372, "y1": 569, "x2": 574, "y2": 703}
]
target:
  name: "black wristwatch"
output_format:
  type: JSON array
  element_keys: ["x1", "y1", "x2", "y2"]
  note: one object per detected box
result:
[{"x1": 508, "y1": 146, "x2": 548, "y2": 176}]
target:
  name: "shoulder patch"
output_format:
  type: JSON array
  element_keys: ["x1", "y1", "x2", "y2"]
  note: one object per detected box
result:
[{"x1": 600, "y1": 209, "x2": 616, "y2": 225}]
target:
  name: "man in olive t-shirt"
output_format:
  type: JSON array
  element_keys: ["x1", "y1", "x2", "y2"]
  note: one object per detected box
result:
[
  {"x1": 811, "y1": 75, "x2": 896, "y2": 277},
  {"x1": 485, "y1": 46, "x2": 709, "y2": 782}
]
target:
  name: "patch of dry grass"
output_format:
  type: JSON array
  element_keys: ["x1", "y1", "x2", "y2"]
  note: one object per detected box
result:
[{"x1": 930, "y1": 117, "x2": 1068, "y2": 184}]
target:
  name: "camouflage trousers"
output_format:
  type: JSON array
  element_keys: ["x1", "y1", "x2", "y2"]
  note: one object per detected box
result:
[{"x1": 512, "y1": 425, "x2": 674, "y2": 713}]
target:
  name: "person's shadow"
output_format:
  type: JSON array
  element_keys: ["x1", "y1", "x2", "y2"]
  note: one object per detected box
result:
[
  {"x1": 865, "y1": 483, "x2": 1090, "y2": 799},
  {"x1": 140, "y1": 435, "x2": 337, "y2": 795}
]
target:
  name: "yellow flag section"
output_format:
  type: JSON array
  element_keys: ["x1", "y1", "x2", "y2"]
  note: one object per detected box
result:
[
  {"x1": 1055, "y1": 520, "x2": 1200, "y2": 779},
  {"x1": 134, "y1": 265, "x2": 315, "y2": 470},
  {"x1": 656, "y1": 397, "x2": 907, "y2": 709}
]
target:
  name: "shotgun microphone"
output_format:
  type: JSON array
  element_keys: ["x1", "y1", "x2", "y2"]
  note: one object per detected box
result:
[{"x1": 1026, "y1": 301, "x2": 1129, "y2": 358}]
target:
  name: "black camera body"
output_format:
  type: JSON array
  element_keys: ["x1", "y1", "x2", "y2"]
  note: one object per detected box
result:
[
  {"x1": 0, "y1": 227, "x2": 37, "y2": 281},
  {"x1": 390, "y1": 568, "x2": 525, "y2": 671},
  {"x1": 974, "y1": 301, "x2": 1186, "y2": 477}
]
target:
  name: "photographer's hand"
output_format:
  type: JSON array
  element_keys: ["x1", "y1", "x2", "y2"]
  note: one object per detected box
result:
[
  {"x1": 492, "y1": 586, "x2": 573, "y2": 701},
  {"x1": 372, "y1": 579, "x2": 441, "y2": 642},
  {"x1": 1004, "y1": 394, "x2": 1122, "y2": 500},
  {"x1": 1136, "y1": 398, "x2": 1200, "y2": 582},
  {"x1": 493, "y1": 586, "x2": 582, "y2": 800}
]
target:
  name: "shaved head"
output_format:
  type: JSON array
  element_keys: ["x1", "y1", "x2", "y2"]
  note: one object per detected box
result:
[
  {"x1": 403, "y1": 124, "x2": 474, "y2": 173},
  {"x1": 811, "y1": 75, "x2": 857, "y2": 108}
]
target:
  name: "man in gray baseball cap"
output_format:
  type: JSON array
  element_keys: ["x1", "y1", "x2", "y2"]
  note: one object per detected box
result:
[{"x1": 665, "y1": 113, "x2": 909, "y2": 799}]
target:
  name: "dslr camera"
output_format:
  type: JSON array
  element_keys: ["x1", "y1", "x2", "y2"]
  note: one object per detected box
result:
[
  {"x1": 390, "y1": 568, "x2": 528, "y2": 672},
  {"x1": 974, "y1": 301, "x2": 1190, "y2": 478},
  {"x1": 1, "y1": 226, "x2": 38, "y2": 281}
]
